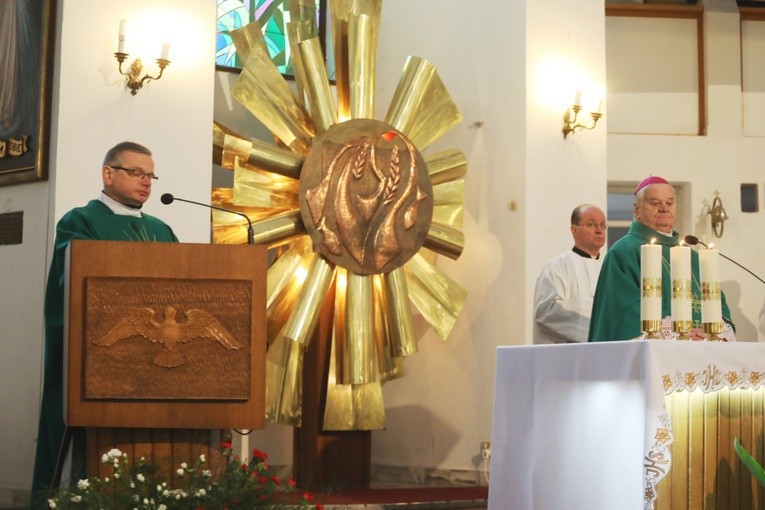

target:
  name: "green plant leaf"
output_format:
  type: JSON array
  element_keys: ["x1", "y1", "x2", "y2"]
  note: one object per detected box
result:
[{"x1": 735, "y1": 437, "x2": 765, "y2": 488}]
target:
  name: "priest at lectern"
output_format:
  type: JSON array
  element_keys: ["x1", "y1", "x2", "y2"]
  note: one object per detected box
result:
[
  {"x1": 588, "y1": 176, "x2": 735, "y2": 342},
  {"x1": 31, "y1": 142, "x2": 178, "y2": 502}
]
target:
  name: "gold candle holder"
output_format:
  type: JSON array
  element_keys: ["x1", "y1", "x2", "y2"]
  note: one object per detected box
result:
[
  {"x1": 703, "y1": 321, "x2": 724, "y2": 341},
  {"x1": 641, "y1": 320, "x2": 662, "y2": 340},
  {"x1": 673, "y1": 320, "x2": 693, "y2": 340}
]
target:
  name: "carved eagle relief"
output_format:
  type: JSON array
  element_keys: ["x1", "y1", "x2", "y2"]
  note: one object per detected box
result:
[{"x1": 92, "y1": 306, "x2": 245, "y2": 368}]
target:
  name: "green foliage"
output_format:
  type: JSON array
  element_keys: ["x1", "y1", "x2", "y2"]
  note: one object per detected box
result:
[
  {"x1": 734, "y1": 437, "x2": 765, "y2": 488},
  {"x1": 45, "y1": 444, "x2": 322, "y2": 510}
]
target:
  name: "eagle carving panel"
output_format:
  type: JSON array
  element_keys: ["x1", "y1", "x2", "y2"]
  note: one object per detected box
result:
[{"x1": 84, "y1": 277, "x2": 252, "y2": 401}]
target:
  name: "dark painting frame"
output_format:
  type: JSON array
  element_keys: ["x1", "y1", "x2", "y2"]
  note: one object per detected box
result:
[{"x1": 0, "y1": 0, "x2": 56, "y2": 186}]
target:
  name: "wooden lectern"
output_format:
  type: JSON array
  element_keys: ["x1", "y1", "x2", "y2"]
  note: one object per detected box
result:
[{"x1": 64, "y1": 240, "x2": 267, "y2": 477}]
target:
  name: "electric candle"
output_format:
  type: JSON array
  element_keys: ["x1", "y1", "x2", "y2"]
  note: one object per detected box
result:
[
  {"x1": 118, "y1": 20, "x2": 126, "y2": 53},
  {"x1": 161, "y1": 42, "x2": 170, "y2": 60},
  {"x1": 670, "y1": 246, "x2": 692, "y2": 323},
  {"x1": 641, "y1": 242, "x2": 662, "y2": 328},
  {"x1": 699, "y1": 248, "x2": 722, "y2": 325}
]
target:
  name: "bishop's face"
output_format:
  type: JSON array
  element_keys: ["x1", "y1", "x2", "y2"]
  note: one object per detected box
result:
[
  {"x1": 102, "y1": 151, "x2": 155, "y2": 208},
  {"x1": 634, "y1": 183, "x2": 676, "y2": 234}
]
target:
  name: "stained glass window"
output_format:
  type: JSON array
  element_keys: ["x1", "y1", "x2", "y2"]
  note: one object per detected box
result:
[{"x1": 216, "y1": 0, "x2": 324, "y2": 75}]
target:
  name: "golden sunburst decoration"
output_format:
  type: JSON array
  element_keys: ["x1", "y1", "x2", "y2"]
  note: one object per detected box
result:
[{"x1": 212, "y1": 0, "x2": 467, "y2": 431}]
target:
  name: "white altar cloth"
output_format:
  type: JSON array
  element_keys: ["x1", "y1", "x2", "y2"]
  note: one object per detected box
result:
[{"x1": 487, "y1": 341, "x2": 765, "y2": 510}]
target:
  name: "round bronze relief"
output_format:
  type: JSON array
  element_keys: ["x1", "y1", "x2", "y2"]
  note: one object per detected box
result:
[{"x1": 299, "y1": 119, "x2": 433, "y2": 275}]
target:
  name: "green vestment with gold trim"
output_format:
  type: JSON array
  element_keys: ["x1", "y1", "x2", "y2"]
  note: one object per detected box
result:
[{"x1": 588, "y1": 220, "x2": 733, "y2": 342}]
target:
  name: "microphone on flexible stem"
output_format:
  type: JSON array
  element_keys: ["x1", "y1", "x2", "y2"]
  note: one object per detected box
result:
[
  {"x1": 684, "y1": 235, "x2": 765, "y2": 285},
  {"x1": 160, "y1": 193, "x2": 254, "y2": 245}
]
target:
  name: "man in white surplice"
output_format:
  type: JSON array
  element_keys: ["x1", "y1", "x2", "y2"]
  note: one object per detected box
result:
[{"x1": 533, "y1": 204, "x2": 607, "y2": 343}]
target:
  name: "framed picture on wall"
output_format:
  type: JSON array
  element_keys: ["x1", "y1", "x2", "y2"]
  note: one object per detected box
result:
[
  {"x1": 216, "y1": 0, "x2": 327, "y2": 77},
  {"x1": 0, "y1": 0, "x2": 56, "y2": 186}
]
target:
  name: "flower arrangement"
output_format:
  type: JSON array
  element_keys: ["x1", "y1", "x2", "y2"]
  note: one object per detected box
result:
[{"x1": 45, "y1": 443, "x2": 323, "y2": 510}]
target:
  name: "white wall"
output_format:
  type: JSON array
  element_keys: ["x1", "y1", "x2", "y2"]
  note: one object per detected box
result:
[{"x1": 0, "y1": 0, "x2": 214, "y2": 500}]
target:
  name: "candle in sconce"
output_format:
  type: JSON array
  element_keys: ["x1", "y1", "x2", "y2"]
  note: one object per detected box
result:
[
  {"x1": 118, "y1": 20, "x2": 126, "y2": 53},
  {"x1": 699, "y1": 248, "x2": 722, "y2": 324},
  {"x1": 574, "y1": 91, "x2": 581, "y2": 107},
  {"x1": 670, "y1": 246, "x2": 692, "y2": 323},
  {"x1": 641, "y1": 241, "x2": 662, "y2": 327},
  {"x1": 161, "y1": 42, "x2": 170, "y2": 61}
]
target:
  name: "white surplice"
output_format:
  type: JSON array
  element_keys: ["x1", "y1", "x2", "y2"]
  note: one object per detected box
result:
[{"x1": 533, "y1": 249, "x2": 602, "y2": 344}]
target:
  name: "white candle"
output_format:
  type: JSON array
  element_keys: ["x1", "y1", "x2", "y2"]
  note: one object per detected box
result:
[
  {"x1": 699, "y1": 248, "x2": 722, "y2": 324},
  {"x1": 574, "y1": 90, "x2": 582, "y2": 106},
  {"x1": 670, "y1": 246, "x2": 692, "y2": 322},
  {"x1": 641, "y1": 243, "x2": 663, "y2": 324},
  {"x1": 118, "y1": 20, "x2": 126, "y2": 53},
  {"x1": 161, "y1": 42, "x2": 170, "y2": 60}
]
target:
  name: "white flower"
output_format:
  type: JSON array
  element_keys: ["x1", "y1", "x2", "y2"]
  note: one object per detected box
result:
[
  {"x1": 133, "y1": 494, "x2": 140, "y2": 502},
  {"x1": 202, "y1": 469, "x2": 212, "y2": 477},
  {"x1": 130, "y1": 481, "x2": 135, "y2": 488},
  {"x1": 77, "y1": 479, "x2": 90, "y2": 490},
  {"x1": 114, "y1": 473, "x2": 120, "y2": 479},
  {"x1": 143, "y1": 498, "x2": 149, "y2": 504},
  {"x1": 158, "y1": 505, "x2": 167, "y2": 510},
  {"x1": 136, "y1": 473, "x2": 145, "y2": 483},
  {"x1": 176, "y1": 468, "x2": 184, "y2": 476},
  {"x1": 104, "y1": 477, "x2": 110, "y2": 483},
  {"x1": 106, "y1": 448, "x2": 123, "y2": 460},
  {"x1": 101, "y1": 454, "x2": 109, "y2": 463},
  {"x1": 70, "y1": 495, "x2": 82, "y2": 503},
  {"x1": 199, "y1": 454, "x2": 206, "y2": 463},
  {"x1": 180, "y1": 462, "x2": 188, "y2": 469},
  {"x1": 47, "y1": 499, "x2": 57, "y2": 509},
  {"x1": 196, "y1": 488, "x2": 206, "y2": 497}
]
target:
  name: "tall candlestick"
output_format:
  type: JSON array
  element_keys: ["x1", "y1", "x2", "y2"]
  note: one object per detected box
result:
[
  {"x1": 118, "y1": 20, "x2": 126, "y2": 53},
  {"x1": 641, "y1": 242, "x2": 662, "y2": 337},
  {"x1": 700, "y1": 249, "x2": 722, "y2": 335},
  {"x1": 670, "y1": 246, "x2": 692, "y2": 338}
]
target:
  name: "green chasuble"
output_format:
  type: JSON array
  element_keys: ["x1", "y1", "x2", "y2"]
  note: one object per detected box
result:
[
  {"x1": 31, "y1": 200, "x2": 177, "y2": 503},
  {"x1": 588, "y1": 220, "x2": 733, "y2": 342}
]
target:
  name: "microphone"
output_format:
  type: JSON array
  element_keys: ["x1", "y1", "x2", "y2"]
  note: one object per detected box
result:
[
  {"x1": 160, "y1": 193, "x2": 254, "y2": 245},
  {"x1": 684, "y1": 235, "x2": 765, "y2": 285}
]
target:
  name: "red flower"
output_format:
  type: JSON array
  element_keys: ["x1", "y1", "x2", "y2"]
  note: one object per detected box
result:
[
  {"x1": 258, "y1": 495, "x2": 268, "y2": 502},
  {"x1": 270, "y1": 475, "x2": 281, "y2": 486},
  {"x1": 303, "y1": 492, "x2": 315, "y2": 503},
  {"x1": 220, "y1": 442, "x2": 232, "y2": 450},
  {"x1": 287, "y1": 479, "x2": 296, "y2": 487},
  {"x1": 258, "y1": 476, "x2": 266, "y2": 484},
  {"x1": 251, "y1": 448, "x2": 268, "y2": 461},
  {"x1": 241, "y1": 463, "x2": 248, "y2": 471},
  {"x1": 315, "y1": 504, "x2": 324, "y2": 510}
]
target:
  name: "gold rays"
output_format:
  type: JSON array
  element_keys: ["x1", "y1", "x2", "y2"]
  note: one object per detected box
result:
[{"x1": 213, "y1": 0, "x2": 467, "y2": 430}]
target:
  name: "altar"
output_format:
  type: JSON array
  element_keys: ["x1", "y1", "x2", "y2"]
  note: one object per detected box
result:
[{"x1": 488, "y1": 341, "x2": 765, "y2": 510}]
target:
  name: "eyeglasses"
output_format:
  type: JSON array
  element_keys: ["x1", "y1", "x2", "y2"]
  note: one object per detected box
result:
[
  {"x1": 109, "y1": 165, "x2": 158, "y2": 181},
  {"x1": 576, "y1": 222, "x2": 608, "y2": 230}
]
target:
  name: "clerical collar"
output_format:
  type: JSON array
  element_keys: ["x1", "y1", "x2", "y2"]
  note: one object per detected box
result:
[
  {"x1": 99, "y1": 192, "x2": 143, "y2": 218},
  {"x1": 572, "y1": 246, "x2": 599, "y2": 259}
]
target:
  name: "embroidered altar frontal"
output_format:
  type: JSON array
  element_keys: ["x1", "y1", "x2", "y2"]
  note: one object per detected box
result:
[{"x1": 655, "y1": 387, "x2": 765, "y2": 510}]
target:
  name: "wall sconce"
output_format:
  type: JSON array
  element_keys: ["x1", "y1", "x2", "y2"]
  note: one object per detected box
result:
[
  {"x1": 562, "y1": 91, "x2": 603, "y2": 139},
  {"x1": 114, "y1": 20, "x2": 170, "y2": 96},
  {"x1": 707, "y1": 192, "x2": 727, "y2": 238}
]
